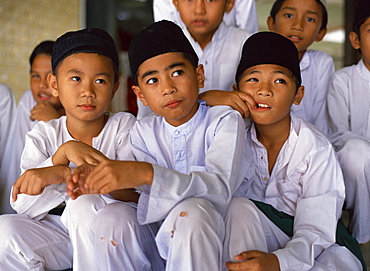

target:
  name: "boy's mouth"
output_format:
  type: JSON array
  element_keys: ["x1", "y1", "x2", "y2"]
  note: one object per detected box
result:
[
  {"x1": 38, "y1": 93, "x2": 51, "y2": 101},
  {"x1": 288, "y1": 35, "x2": 302, "y2": 42},
  {"x1": 255, "y1": 103, "x2": 271, "y2": 109}
]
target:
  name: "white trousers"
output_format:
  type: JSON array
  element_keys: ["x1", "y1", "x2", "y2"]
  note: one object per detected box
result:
[
  {"x1": 223, "y1": 197, "x2": 362, "y2": 271},
  {"x1": 62, "y1": 194, "x2": 165, "y2": 271},
  {"x1": 156, "y1": 197, "x2": 225, "y2": 271},
  {"x1": 337, "y1": 138, "x2": 370, "y2": 244},
  {"x1": 0, "y1": 213, "x2": 72, "y2": 270}
]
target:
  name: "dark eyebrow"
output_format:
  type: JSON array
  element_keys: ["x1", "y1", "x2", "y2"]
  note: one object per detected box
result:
[
  {"x1": 281, "y1": 6, "x2": 319, "y2": 17},
  {"x1": 67, "y1": 69, "x2": 111, "y2": 78},
  {"x1": 141, "y1": 61, "x2": 186, "y2": 80}
]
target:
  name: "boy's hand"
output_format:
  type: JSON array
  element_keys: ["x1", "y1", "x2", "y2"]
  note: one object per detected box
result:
[
  {"x1": 226, "y1": 250, "x2": 280, "y2": 271},
  {"x1": 30, "y1": 102, "x2": 62, "y2": 122},
  {"x1": 66, "y1": 163, "x2": 96, "y2": 200},
  {"x1": 77, "y1": 160, "x2": 153, "y2": 195},
  {"x1": 52, "y1": 141, "x2": 108, "y2": 167},
  {"x1": 199, "y1": 90, "x2": 256, "y2": 119},
  {"x1": 12, "y1": 165, "x2": 70, "y2": 201}
]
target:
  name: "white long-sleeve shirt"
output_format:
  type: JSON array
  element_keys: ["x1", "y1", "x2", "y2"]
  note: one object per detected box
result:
[
  {"x1": 153, "y1": 0, "x2": 258, "y2": 34},
  {"x1": 131, "y1": 101, "x2": 247, "y2": 224},
  {"x1": 327, "y1": 59, "x2": 370, "y2": 148},
  {"x1": 234, "y1": 114, "x2": 345, "y2": 270},
  {"x1": 292, "y1": 50, "x2": 334, "y2": 134},
  {"x1": 11, "y1": 112, "x2": 136, "y2": 220}
]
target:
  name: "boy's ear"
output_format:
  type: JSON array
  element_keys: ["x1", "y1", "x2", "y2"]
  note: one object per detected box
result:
[
  {"x1": 132, "y1": 85, "x2": 149, "y2": 106},
  {"x1": 349, "y1": 31, "x2": 361, "y2": 50},
  {"x1": 111, "y1": 81, "x2": 120, "y2": 100},
  {"x1": 172, "y1": 0, "x2": 179, "y2": 10},
  {"x1": 196, "y1": 64, "x2": 205, "y2": 89},
  {"x1": 315, "y1": 28, "x2": 327, "y2": 42},
  {"x1": 48, "y1": 73, "x2": 59, "y2": 97},
  {"x1": 293, "y1": 86, "x2": 304, "y2": 105},
  {"x1": 225, "y1": 0, "x2": 235, "y2": 14},
  {"x1": 267, "y1": 16, "x2": 276, "y2": 32},
  {"x1": 232, "y1": 84, "x2": 239, "y2": 91}
]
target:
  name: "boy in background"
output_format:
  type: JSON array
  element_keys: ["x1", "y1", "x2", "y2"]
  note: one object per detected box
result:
[
  {"x1": 0, "y1": 28, "x2": 143, "y2": 271},
  {"x1": 326, "y1": 0, "x2": 370, "y2": 245},
  {"x1": 137, "y1": 0, "x2": 251, "y2": 119},
  {"x1": 0, "y1": 84, "x2": 16, "y2": 213},
  {"x1": 153, "y1": 0, "x2": 258, "y2": 34},
  {"x1": 0, "y1": 41, "x2": 65, "y2": 214},
  {"x1": 68, "y1": 20, "x2": 247, "y2": 271},
  {"x1": 267, "y1": 0, "x2": 333, "y2": 134},
  {"x1": 224, "y1": 31, "x2": 365, "y2": 271}
]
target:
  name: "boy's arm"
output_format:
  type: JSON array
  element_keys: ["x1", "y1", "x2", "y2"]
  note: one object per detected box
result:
[
  {"x1": 273, "y1": 142, "x2": 345, "y2": 270},
  {"x1": 199, "y1": 90, "x2": 256, "y2": 118},
  {"x1": 11, "y1": 124, "x2": 68, "y2": 219},
  {"x1": 327, "y1": 72, "x2": 369, "y2": 148},
  {"x1": 30, "y1": 102, "x2": 63, "y2": 122}
]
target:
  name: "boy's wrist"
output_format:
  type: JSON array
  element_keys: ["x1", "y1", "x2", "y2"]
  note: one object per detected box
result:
[{"x1": 52, "y1": 143, "x2": 69, "y2": 166}]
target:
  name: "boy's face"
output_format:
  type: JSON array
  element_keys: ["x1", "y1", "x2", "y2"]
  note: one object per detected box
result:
[
  {"x1": 48, "y1": 53, "x2": 118, "y2": 123},
  {"x1": 350, "y1": 17, "x2": 370, "y2": 71},
  {"x1": 267, "y1": 0, "x2": 326, "y2": 60},
  {"x1": 172, "y1": 0, "x2": 234, "y2": 47},
  {"x1": 30, "y1": 54, "x2": 61, "y2": 107},
  {"x1": 235, "y1": 64, "x2": 304, "y2": 127},
  {"x1": 132, "y1": 52, "x2": 204, "y2": 127}
]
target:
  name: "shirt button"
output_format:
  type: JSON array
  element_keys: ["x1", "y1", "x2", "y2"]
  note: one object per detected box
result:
[
  {"x1": 263, "y1": 177, "x2": 268, "y2": 181},
  {"x1": 175, "y1": 130, "x2": 180, "y2": 135}
]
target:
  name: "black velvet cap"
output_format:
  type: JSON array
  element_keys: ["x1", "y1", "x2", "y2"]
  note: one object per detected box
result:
[
  {"x1": 353, "y1": 0, "x2": 370, "y2": 32},
  {"x1": 235, "y1": 32, "x2": 301, "y2": 87},
  {"x1": 128, "y1": 20, "x2": 198, "y2": 81},
  {"x1": 52, "y1": 28, "x2": 119, "y2": 72}
]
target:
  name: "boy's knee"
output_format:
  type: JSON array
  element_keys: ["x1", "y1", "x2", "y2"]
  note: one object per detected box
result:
[
  {"x1": 226, "y1": 197, "x2": 259, "y2": 224},
  {"x1": 169, "y1": 198, "x2": 223, "y2": 230},
  {"x1": 338, "y1": 138, "x2": 370, "y2": 173}
]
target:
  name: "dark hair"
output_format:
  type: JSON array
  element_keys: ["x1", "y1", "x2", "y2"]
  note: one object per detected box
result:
[
  {"x1": 270, "y1": 0, "x2": 328, "y2": 30},
  {"x1": 29, "y1": 40, "x2": 55, "y2": 67}
]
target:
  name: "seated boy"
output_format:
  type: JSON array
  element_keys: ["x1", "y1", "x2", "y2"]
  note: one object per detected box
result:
[
  {"x1": 326, "y1": 0, "x2": 370, "y2": 245},
  {"x1": 68, "y1": 20, "x2": 247, "y2": 270},
  {"x1": 267, "y1": 0, "x2": 333, "y2": 134},
  {"x1": 153, "y1": 0, "x2": 258, "y2": 34},
  {"x1": 137, "y1": 0, "x2": 252, "y2": 119},
  {"x1": 0, "y1": 28, "x2": 141, "y2": 271},
  {"x1": 223, "y1": 32, "x2": 365, "y2": 271}
]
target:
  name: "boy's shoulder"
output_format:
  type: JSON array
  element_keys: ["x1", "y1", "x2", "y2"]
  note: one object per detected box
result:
[{"x1": 304, "y1": 49, "x2": 333, "y2": 65}]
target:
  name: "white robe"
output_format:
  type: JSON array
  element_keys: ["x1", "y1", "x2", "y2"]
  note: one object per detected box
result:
[
  {"x1": 327, "y1": 59, "x2": 370, "y2": 244},
  {"x1": 225, "y1": 114, "x2": 362, "y2": 271}
]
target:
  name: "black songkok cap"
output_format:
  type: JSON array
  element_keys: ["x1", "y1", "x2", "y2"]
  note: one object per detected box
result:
[
  {"x1": 235, "y1": 32, "x2": 301, "y2": 87},
  {"x1": 52, "y1": 28, "x2": 119, "y2": 72},
  {"x1": 128, "y1": 20, "x2": 198, "y2": 81},
  {"x1": 353, "y1": 0, "x2": 370, "y2": 32}
]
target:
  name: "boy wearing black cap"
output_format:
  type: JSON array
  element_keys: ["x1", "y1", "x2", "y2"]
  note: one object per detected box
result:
[
  {"x1": 327, "y1": 0, "x2": 370, "y2": 246},
  {"x1": 69, "y1": 20, "x2": 246, "y2": 270},
  {"x1": 0, "y1": 28, "x2": 140, "y2": 271},
  {"x1": 224, "y1": 32, "x2": 364, "y2": 271}
]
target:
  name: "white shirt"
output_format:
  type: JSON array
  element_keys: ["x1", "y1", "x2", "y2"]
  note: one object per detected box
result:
[
  {"x1": 235, "y1": 114, "x2": 345, "y2": 270},
  {"x1": 292, "y1": 50, "x2": 334, "y2": 134},
  {"x1": 153, "y1": 0, "x2": 258, "y2": 34},
  {"x1": 0, "y1": 84, "x2": 16, "y2": 166},
  {"x1": 327, "y1": 59, "x2": 370, "y2": 149},
  {"x1": 136, "y1": 23, "x2": 252, "y2": 119},
  {"x1": 11, "y1": 112, "x2": 136, "y2": 220},
  {"x1": 131, "y1": 101, "x2": 247, "y2": 224}
]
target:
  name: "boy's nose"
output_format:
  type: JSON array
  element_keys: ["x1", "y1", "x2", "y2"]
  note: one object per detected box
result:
[
  {"x1": 193, "y1": 0, "x2": 206, "y2": 14},
  {"x1": 81, "y1": 83, "x2": 96, "y2": 98},
  {"x1": 257, "y1": 84, "x2": 272, "y2": 97},
  {"x1": 292, "y1": 19, "x2": 303, "y2": 31},
  {"x1": 39, "y1": 77, "x2": 48, "y2": 89},
  {"x1": 162, "y1": 80, "x2": 177, "y2": 95}
]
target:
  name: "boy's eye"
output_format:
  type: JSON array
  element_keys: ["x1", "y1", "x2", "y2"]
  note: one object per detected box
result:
[
  {"x1": 284, "y1": 13, "x2": 293, "y2": 19},
  {"x1": 71, "y1": 76, "x2": 81, "y2": 82},
  {"x1": 147, "y1": 78, "x2": 158, "y2": 85},
  {"x1": 95, "y1": 79, "x2": 105, "y2": 84},
  {"x1": 172, "y1": 70, "x2": 183, "y2": 77},
  {"x1": 246, "y1": 78, "x2": 258, "y2": 82},
  {"x1": 275, "y1": 78, "x2": 286, "y2": 84},
  {"x1": 31, "y1": 74, "x2": 40, "y2": 79},
  {"x1": 306, "y1": 17, "x2": 315, "y2": 23}
]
